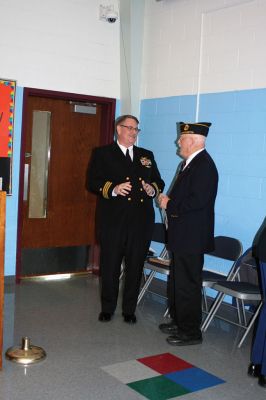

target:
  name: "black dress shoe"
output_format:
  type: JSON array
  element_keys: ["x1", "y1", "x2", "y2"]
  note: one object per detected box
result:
[
  {"x1": 159, "y1": 321, "x2": 178, "y2": 334},
  {"x1": 98, "y1": 312, "x2": 112, "y2": 322},
  {"x1": 258, "y1": 374, "x2": 266, "y2": 388},
  {"x1": 167, "y1": 333, "x2": 203, "y2": 346},
  {"x1": 123, "y1": 313, "x2": 137, "y2": 323},
  {"x1": 248, "y1": 363, "x2": 261, "y2": 377}
]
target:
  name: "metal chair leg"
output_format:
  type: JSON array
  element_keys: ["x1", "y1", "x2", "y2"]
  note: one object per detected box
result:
[
  {"x1": 202, "y1": 288, "x2": 208, "y2": 312},
  {"x1": 201, "y1": 292, "x2": 226, "y2": 331},
  {"x1": 237, "y1": 301, "x2": 263, "y2": 348},
  {"x1": 137, "y1": 270, "x2": 156, "y2": 304}
]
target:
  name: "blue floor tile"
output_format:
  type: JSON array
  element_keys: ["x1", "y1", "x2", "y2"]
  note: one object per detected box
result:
[{"x1": 165, "y1": 366, "x2": 226, "y2": 392}]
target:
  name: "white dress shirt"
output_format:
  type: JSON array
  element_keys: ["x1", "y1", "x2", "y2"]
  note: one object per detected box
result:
[
  {"x1": 183, "y1": 148, "x2": 204, "y2": 170},
  {"x1": 117, "y1": 142, "x2": 133, "y2": 160}
]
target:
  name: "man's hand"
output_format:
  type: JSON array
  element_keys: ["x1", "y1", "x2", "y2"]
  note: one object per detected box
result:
[
  {"x1": 114, "y1": 182, "x2": 132, "y2": 196},
  {"x1": 142, "y1": 180, "x2": 155, "y2": 197},
  {"x1": 158, "y1": 193, "x2": 170, "y2": 209}
]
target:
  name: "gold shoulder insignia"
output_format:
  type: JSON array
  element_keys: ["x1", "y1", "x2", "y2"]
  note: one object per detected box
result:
[{"x1": 140, "y1": 157, "x2": 152, "y2": 168}]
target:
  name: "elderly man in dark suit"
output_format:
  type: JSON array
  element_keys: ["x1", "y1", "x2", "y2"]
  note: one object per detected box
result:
[
  {"x1": 248, "y1": 221, "x2": 266, "y2": 388},
  {"x1": 88, "y1": 114, "x2": 164, "y2": 324},
  {"x1": 158, "y1": 122, "x2": 218, "y2": 346}
]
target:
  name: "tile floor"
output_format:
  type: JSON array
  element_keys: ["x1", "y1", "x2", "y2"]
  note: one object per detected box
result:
[{"x1": 0, "y1": 274, "x2": 265, "y2": 400}]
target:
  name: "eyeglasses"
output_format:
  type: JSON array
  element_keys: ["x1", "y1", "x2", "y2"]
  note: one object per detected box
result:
[{"x1": 119, "y1": 124, "x2": 141, "y2": 133}]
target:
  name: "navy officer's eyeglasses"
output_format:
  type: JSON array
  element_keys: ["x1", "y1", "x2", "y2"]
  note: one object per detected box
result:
[{"x1": 119, "y1": 124, "x2": 141, "y2": 133}]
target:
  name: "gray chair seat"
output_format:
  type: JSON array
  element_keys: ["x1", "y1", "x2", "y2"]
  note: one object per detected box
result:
[
  {"x1": 137, "y1": 223, "x2": 170, "y2": 306},
  {"x1": 201, "y1": 247, "x2": 263, "y2": 348},
  {"x1": 202, "y1": 236, "x2": 243, "y2": 311}
]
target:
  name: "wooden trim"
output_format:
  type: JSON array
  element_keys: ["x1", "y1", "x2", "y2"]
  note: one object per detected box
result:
[{"x1": 0, "y1": 191, "x2": 6, "y2": 369}]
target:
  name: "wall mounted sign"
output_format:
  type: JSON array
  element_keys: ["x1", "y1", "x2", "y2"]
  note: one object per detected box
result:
[{"x1": 0, "y1": 78, "x2": 16, "y2": 194}]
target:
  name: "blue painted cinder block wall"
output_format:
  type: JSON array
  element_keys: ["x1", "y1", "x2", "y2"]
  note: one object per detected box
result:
[
  {"x1": 140, "y1": 95, "x2": 196, "y2": 193},
  {"x1": 139, "y1": 88, "x2": 266, "y2": 275}
]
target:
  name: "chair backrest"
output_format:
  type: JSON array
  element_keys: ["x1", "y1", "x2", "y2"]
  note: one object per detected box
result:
[
  {"x1": 215, "y1": 247, "x2": 261, "y2": 311},
  {"x1": 151, "y1": 223, "x2": 167, "y2": 244},
  {"x1": 236, "y1": 247, "x2": 259, "y2": 286},
  {"x1": 149, "y1": 222, "x2": 169, "y2": 260},
  {"x1": 207, "y1": 236, "x2": 243, "y2": 262}
]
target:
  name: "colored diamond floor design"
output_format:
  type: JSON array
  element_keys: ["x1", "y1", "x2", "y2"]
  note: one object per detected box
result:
[{"x1": 102, "y1": 352, "x2": 225, "y2": 400}]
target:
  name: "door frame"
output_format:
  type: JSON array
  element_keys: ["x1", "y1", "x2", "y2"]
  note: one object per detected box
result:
[{"x1": 16, "y1": 87, "x2": 116, "y2": 282}]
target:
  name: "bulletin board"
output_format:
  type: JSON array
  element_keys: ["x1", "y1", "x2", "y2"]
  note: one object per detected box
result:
[{"x1": 0, "y1": 79, "x2": 16, "y2": 194}]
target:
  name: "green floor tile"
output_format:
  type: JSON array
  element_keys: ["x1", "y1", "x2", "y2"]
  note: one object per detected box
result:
[{"x1": 127, "y1": 375, "x2": 191, "y2": 400}]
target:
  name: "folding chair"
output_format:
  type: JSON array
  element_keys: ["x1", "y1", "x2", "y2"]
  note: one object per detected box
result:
[
  {"x1": 137, "y1": 222, "x2": 170, "y2": 305},
  {"x1": 201, "y1": 248, "x2": 263, "y2": 348},
  {"x1": 119, "y1": 230, "x2": 159, "y2": 284},
  {"x1": 202, "y1": 236, "x2": 243, "y2": 312}
]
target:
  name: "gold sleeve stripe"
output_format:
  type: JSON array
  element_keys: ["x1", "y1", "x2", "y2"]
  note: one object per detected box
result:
[
  {"x1": 102, "y1": 181, "x2": 110, "y2": 199},
  {"x1": 151, "y1": 182, "x2": 160, "y2": 196},
  {"x1": 102, "y1": 181, "x2": 112, "y2": 199}
]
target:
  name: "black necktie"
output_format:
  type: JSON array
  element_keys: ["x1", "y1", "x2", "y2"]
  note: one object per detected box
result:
[
  {"x1": 179, "y1": 161, "x2": 186, "y2": 175},
  {"x1": 126, "y1": 149, "x2": 132, "y2": 163}
]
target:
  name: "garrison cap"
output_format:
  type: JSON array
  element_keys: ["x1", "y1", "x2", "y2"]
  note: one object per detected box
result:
[{"x1": 179, "y1": 122, "x2": 212, "y2": 137}]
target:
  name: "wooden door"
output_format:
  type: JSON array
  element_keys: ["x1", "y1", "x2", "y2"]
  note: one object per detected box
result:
[{"x1": 20, "y1": 95, "x2": 102, "y2": 276}]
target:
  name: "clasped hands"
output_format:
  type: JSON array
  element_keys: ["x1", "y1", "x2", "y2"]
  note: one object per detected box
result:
[{"x1": 114, "y1": 180, "x2": 154, "y2": 197}]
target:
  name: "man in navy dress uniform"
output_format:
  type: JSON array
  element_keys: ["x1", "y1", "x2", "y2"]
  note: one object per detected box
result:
[
  {"x1": 248, "y1": 221, "x2": 266, "y2": 388},
  {"x1": 88, "y1": 115, "x2": 164, "y2": 323},
  {"x1": 158, "y1": 122, "x2": 218, "y2": 345}
]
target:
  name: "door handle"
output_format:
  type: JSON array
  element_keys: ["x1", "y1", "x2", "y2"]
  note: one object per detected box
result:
[{"x1": 23, "y1": 164, "x2": 29, "y2": 201}]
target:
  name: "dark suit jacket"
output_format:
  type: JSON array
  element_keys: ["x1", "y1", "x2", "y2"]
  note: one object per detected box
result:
[
  {"x1": 88, "y1": 142, "x2": 165, "y2": 233},
  {"x1": 166, "y1": 149, "x2": 218, "y2": 254},
  {"x1": 253, "y1": 222, "x2": 266, "y2": 262}
]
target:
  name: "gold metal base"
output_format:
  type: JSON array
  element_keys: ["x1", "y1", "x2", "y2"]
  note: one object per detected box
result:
[{"x1": 5, "y1": 337, "x2": 46, "y2": 365}]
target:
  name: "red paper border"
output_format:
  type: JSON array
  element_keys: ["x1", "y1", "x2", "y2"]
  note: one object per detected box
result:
[{"x1": 0, "y1": 79, "x2": 16, "y2": 158}]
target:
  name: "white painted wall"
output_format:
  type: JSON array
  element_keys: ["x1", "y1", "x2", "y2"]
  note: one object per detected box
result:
[
  {"x1": 141, "y1": 0, "x2": 266, "y2": 99},
  {"x1": 119, "y1": 0, "x2": 145, "y2": 118},
  {"x1": 0, "y1": 0, "x2": 120, "y2": 98}
]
